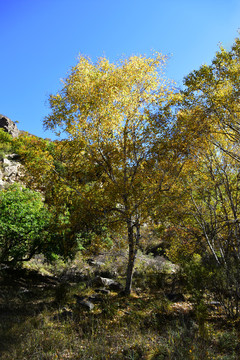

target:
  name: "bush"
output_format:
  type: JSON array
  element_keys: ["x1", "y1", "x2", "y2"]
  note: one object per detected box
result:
[
  {"x1": 0, "y1": 128, "x2": 14, "y2": 158},
  {"x1": 0, "y1": 184, "x2": 52, "y2": 265}
]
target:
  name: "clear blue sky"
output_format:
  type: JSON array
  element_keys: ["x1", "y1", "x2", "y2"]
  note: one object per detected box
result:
[{"x1": 1, "y1": 0, "x2": 240, "y2": 139}]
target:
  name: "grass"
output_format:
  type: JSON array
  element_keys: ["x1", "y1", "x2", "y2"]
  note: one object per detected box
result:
[{"x1": 0, "y1": 254, "x2": 240, "y2": 359}]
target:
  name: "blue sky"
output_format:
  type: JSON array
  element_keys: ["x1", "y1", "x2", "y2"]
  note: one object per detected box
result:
[{"x1": 1, "y1": 0, "x2": 240, "y2": 139}]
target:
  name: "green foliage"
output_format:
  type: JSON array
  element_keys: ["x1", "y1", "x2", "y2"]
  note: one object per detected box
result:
[
  {"x1": 168, "y1": 249, "x2": 214, "y2": 336},
  {"x1": 0, "y1": 128, "x2": 14, "y2": 159},
  {"x1": 217, "y1": 329, "x2": 238, "y2": 353},
  {"x1": 75, "y1": 226, "x2": 113, "y2": 254},
  {"x1": 0, "y1": 184, "x2": 52, "y2": 264}
]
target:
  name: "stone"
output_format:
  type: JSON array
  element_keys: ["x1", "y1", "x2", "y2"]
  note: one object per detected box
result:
[
  {"x1": 94, "y1": 276, "x2": 124, "y2": 292},
  {"x1": 2, "y1": 156, "x2": 21, "y2": 183},
  {"x1": 0, "y1": 114, "x2": 19, "y2": 138},
  {"x1": 87, "y1": 258, "x2": 105, "y2": 267},
  {"x1": 73, "y1": 294, "x2": 94, "y2": 311},
  {"x1": 95, "y1": 269, "x2": 118, "y2": 278}
]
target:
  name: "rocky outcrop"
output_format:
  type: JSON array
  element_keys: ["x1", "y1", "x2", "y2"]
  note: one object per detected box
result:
[
  {"x1": 0, "y1": 115, "x2": 21, "y2": 188},
  {"x1": 0, "y1": 154, "x2": 22, "y2": 189},
  {"x1": 0, "y1": 114, "x2": 19, "y2": 138}
]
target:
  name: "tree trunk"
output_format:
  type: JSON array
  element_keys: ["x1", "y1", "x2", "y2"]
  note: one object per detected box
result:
[{"x1": 124, "y1": 218, "x2": 140, "y2": 295}]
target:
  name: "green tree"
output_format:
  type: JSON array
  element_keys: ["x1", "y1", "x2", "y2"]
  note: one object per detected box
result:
[
  {"x1": 0, "y1": 184, "x2": 52, "y2": 265},
  {"x1": 15, "y1": 135, "x2": 112, "y2": 256}
]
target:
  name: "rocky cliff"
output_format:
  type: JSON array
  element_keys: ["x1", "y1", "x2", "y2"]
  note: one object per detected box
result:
[
  {"x1": 0, "y1": 114, "x2": 19, "y2": 138},
  {"x1": 0, "y1": 115, "x2": 22, "y2": 188},
  {"x1": 0, "y1": 154, "x2": 21, "y2": 189}
]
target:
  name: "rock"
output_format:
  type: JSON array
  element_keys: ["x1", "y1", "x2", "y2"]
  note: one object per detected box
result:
[
  {"x1": 0, "y1": 154, "x2": 22, "y2": 188},
  {"x1": 0, "y1": 114, "x2": 19, "y2": 138},
  {"x1": 207, "y1": 301, "x2": 221, "y2": 310},
  {"x1": 3, "y1": 157, "x2": 21, "y2": 179},
  {"x1": 88, "y1": 259, "x2": 106, "y2": 267},
  {"x1": 73, "y1": 294, "x2": 94, "y2": 311},
  {"x1": 94, "y1": 276, "x2": 124, "y2": 292},
  {"x1": 95, "y1": 269, "x2": 118, "y2": 278}
]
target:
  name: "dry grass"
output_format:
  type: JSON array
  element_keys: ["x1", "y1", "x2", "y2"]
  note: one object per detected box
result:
[{"x1": 0, "y1": 256, "x2": 239, "y2": 360}]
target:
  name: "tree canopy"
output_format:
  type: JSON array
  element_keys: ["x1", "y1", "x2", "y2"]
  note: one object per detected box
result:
[
  {"x1": 182, "y1": 37, "x2": 240, "y2": 161},
  {"x1": 13, "y1": 38, "x2": 240, "y2": 302},
  {"x1": 17, "y1": 53, "x2": 192, "y2": 293}
]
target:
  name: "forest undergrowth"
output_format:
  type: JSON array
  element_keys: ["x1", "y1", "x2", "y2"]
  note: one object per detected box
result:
[{"x1": 0, "y1": 252, "x2": 239, "y2": 360}]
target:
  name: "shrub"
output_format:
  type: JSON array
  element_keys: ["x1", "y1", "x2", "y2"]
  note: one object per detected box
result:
[
  {"x1": 0, "y1": 184, "x2": 52, "y2": 265},
  {"x1": 0, "y1": 128, "x2": 14, "y2": 158}
]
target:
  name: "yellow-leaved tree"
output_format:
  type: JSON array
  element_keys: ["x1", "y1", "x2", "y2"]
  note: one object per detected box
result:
[
  {"x1": 182, "y1": 37, "x2": 240, "y2": 161},
  {"x1": 40, "y1": 53, "x2": 187, "y2": 294}
]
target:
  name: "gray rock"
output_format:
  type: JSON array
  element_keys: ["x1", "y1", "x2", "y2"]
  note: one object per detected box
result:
[
  {"x1": 94, "y1": 276, "x2": 124, "y2": 292},
  {"x1": 0, "y1": 114, "x2": 19, "y2": 137},
  {"x1": 87, "y1": 258, "x2": 105, "y2": 267},
  {"x1": 73, "y1": 294, "x2": 94, "y2": 311},
  {"x1": 1, "y1": 156, "x2": 21, "y2": 185}
]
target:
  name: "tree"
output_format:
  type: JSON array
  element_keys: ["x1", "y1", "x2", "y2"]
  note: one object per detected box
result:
[
  {"x1": 0, "y1": 184, "x2": 52, "y2": 265},
  {"x1": 40, "y1": 53, "x2": 187, "y2": 294},
  {"x1": 188, "y1": 144, "x2": 240, "y2": 317},
  {"x1": 15, "y1": 135, "x2": 114, "y2": 256},
  {"x1": 165, "y1": 139, "x2": 240, "y2": 317},
  {"x1": 182, "y1": 36, "x2": 240, "y2": 161}
]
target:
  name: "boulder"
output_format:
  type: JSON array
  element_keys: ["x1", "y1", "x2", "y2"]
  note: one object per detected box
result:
[
  {"x1": 94, "y1": 276, "x2": 124, "y2": 292},
  {"x1": 0, "y1": 114, "x2": 19, "y2": 138}
]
